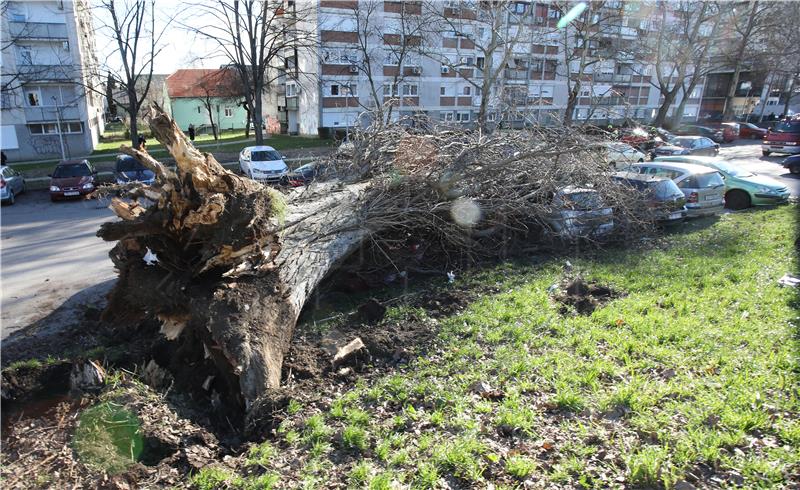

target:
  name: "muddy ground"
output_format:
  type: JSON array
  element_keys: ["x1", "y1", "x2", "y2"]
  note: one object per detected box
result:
[{"x1": 1, "y1": 273, "x2": 487, "y2": 489}]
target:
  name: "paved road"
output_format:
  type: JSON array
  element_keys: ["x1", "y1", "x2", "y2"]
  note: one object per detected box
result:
[
  {"x1": 0, "y1": 141, "x2": 796, "y2": 340},
  {"x1": 1, "y1": 192, "x2": 116, "y2": 338}
]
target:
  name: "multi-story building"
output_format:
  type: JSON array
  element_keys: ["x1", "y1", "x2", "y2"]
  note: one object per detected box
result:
[
  {"x1": 0, "y1": 0, "x2": 104, "y2": 162},
  {"x1": 278, "y1": 1, "x2": 707, "y2": 136}
]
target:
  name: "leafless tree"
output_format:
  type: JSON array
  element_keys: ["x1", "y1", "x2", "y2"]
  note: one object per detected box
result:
[
  {"x1": 421, "y1": 0, "x2": 545, "y2": 131},
  {"x1": 550, "y1": 1, "x2": 626, "y2": 127},
  {"x1": 196, "y1": 69, "x2": 244, "y2": 140},
  {"x1": 758, "y1": 2, "x2": 800, "y2": 118},
  {"x1": 717, "y1": 0, "x2": 776, "y2": 119},
  {"x1": 185, "y1": 0, "x2": 317, "y2": 145},
  {"x1": 93, "y1": 0, "x2": 171, "y2": 147}
]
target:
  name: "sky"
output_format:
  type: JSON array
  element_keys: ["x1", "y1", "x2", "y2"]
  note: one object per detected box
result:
[{"x1": 91, "y1": 0, "x2": 225, "y2": 76}]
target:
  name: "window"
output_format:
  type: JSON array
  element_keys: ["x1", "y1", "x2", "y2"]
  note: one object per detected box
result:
[
  {"x1": 463, "y1": 86, "x2": 471, "y2": 96},
  {"x1": 548, "y1": 8, "x2": 561, "y2": 19},
  {"x1": 330, "y1": 84, "x2": 340, "y2": 96},
  {"x1": 286, "y1": 82, "x2": 298, "y2": 97},
  {"x1": 476, "y1": 56, "x2": 485, "y2": 69},
  {"x1": 486, "y1": 113, "x2": 496, "y2": 122},
  {"x1": 323, "y1": 48, "x2": 358, "y2": 65},
  {"x1": 224, "y1": 107, "x2": 234, "y2": 117},
  {"x1": 402, "y1": 84, "x2": 418, "y2": 96},
  {"x1": 383, "y1": 83, "x2": 399, "y2": 97},
  {"x1": 540, "y1": 85, "x2": 553, "y2": 98},
  {"x1": 513, "y1": 2, "x2": 526, "y2": 14},
  {"x1": 441, "y1": 111, "x2": 454, "y2": 121},
  {"x1": 456, "y1": 112, "x2": 470, "y2": 122},
  {"x1": 28, "y1": 122, "x2": 83, "y2": 135},
  {"x1": 25, "y1": 90, "x2": 40, "y2": 106},
  {"x1": 18, "y1": 46, "x2": 32, "y2": 64},
  {"x1": 476, "y1": 27, "x2": 486, "y2": 38},
  {"x1": 440, "y1": 86, "x2": 447, "y2": 96}
]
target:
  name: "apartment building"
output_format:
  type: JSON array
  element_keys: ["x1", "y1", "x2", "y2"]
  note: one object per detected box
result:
[
  {"x1": 278, "y1": 0, "x2": 707, "y2": 136},
  {"x1": 0, "y1": 0, "x2": 104, "y2": 161}
]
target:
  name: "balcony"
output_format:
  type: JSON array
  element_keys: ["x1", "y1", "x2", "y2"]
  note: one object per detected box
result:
[
  {"x1": 8, "y1": 22, "x2": 68, "y2": 40},
  {"x1": 593, "y1": 73, "x2": 632, "y2": 83},
  {"x1": 504, "y1": 69, "x2": 528, "y2": 82},
  {"x1": 24, "y1": 105, "x2": 81, "y2": 122},
  {"x1": 17, "y1": 64, "x2": 75, "y2": 81}
]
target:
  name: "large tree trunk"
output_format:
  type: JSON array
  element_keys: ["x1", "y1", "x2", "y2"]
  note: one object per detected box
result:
[{"x1": 98, "y1": 108, "x2": 370, "y2": 411}]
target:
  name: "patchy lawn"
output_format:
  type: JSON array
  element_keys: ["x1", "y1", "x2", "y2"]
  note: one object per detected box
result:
[{"x1": 223, "y1": 206, "x2": 800, "y2": 488}]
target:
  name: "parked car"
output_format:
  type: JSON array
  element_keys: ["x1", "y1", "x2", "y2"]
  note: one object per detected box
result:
[
  {"x1": 114, "y1": 155, "x2": 155, "y2": 185},
  {"x1": 655, "y1": 155, "x2": 790, "y2": 209},
  {"x1": 703, "y1": 122, "x2": 739, "y2": 142},
  {"x1": 238, "y1": 146, "x2": 288, "y2": 183},
  {"x1": 619, "y1": 127, "x2": 674, "y2": 152},
  {"x1": 762, "y1": 119, "x2": 800, "y2": 156},
  {"x1": 49, "y1": 159, "x2": 97, "y2": 201},
  {"x1": 611, "y1": 172, "x2": 687, "y2": 224},
  {"x1": 738, "y1": 122, "x2": 768, "y2": 140},
  {"x1": 544, "y1": 187, "x2": 614, "y2": 239},
  {"x1": 0, "y1": 165, "x2": 26, "y2": 205},
  {"x1": 629, "y1": 161, "x2": 726, "y2": 217},
  {"x1": 281, "y1": 162, "x2": 328, "y2": 187},
  {"x1": 674, "y1": 125, "x2": 725, "y2": 143},
  {"x1": 651, "y1": 136, "x2": 719, "y2": 158},
  {"x1": 781, "y1": 154, "x2": 800, "y2": 174},
  {"x1": 603, "y1": 142, "x2": 646, "y2": 169}
]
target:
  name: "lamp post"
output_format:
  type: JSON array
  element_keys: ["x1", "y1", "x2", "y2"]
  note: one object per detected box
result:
[{"x1": 51, "y1": 96, "x2": 66, "y2": 160}]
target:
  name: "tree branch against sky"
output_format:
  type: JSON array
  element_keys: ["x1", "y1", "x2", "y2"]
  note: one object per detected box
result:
[{"x1": 92, "y1": 0, "x2": 176, "y2": 146}]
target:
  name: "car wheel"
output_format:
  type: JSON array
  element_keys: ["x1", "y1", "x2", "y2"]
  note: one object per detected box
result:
[
  {"x1": 725, "y1": 189, "x2": 751, "y2": 210},
  {"x1": 637, "y1": 158, "x2": 644, "y2": 163},
  {"x1": 763, "y1": 150, "x2": 771, "y2": 156},
  {"x1": 7, "y1": 190, "x2": 14, "y2": 205}
]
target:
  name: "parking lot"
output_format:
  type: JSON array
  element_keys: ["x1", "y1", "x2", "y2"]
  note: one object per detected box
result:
[{"x1": 1, "y1": 140, "x2": 798, "y2": 339}]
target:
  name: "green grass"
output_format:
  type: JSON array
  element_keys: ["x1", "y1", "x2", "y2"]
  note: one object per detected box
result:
[{"x1": 223, "y1": 206, "x2": 800, "y2": 488}]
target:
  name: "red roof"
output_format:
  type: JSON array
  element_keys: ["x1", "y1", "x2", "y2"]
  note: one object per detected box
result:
[{"x1": 166, "y1": 68, "x2": 243, "y2": 98}]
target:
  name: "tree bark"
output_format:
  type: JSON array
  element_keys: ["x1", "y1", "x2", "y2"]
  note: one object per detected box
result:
[{"x1": 98, "y1": 108, "x2": 371, "y2": 410}]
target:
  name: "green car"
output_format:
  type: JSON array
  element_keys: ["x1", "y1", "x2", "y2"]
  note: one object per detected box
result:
[{"x1": 654, "y1": 156, "x2": 790, "y2": 209}]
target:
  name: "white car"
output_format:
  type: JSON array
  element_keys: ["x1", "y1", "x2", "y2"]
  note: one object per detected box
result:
[
  {"x1": 239, "y1": 146, "x2": 288, "y2": 183},
  {"x1": 603, "y1": 142, "x2": 646, "y2": 169}
]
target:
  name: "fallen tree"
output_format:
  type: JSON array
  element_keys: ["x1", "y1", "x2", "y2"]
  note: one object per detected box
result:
[{"x1": 98, "y1": 108, "x2": 650, "y2": 417}]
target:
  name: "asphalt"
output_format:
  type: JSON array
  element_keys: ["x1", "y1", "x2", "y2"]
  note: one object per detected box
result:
[{"x1": 1, "y1": 141, "x2": 797, "y2": 340}]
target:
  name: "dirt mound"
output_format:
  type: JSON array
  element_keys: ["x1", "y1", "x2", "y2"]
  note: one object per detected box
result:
[{"x1": 554, "y1": 277, "x2": 623, "y2": 315}]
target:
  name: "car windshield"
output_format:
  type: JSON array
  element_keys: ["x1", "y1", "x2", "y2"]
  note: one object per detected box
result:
[
  {"x1": 558, "y1": 191, "x2": 602, "y2": 211},
  {"x1": 774, "y1": 121, "x2": 800, "y2": 133},
  {"x1": 53, "y1": 163, "x2": 90, "y2": 178},
  {"x1": 117, "y1": 157, "x2": 147, "y2": 172},
  {"x1": 674, "y1": 137, "x2": 695, "y2": 148},
  {"x1": 651, "y1": 180, "x2": 682, "y2": 199},
  {"x1": 251, "y1": 150, "x2": 282, "y2": 161},
  {"x1": 711, "y1": 161, "x2": 753, "y2": 178}
]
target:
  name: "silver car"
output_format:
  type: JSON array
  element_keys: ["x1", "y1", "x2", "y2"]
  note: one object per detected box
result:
[
  {"x1": 544, "y1": 187, "x2": 615, "y2": 239},
  {"x1": 629, "y1": 162, "x2": 725, "y2": 217},
  {"x1": 1, "y1": 165, "x2": 26, "y2": 205}
]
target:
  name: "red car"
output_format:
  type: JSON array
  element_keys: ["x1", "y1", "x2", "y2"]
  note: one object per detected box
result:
[
  {"x1": 763, "y1": 120, "x2": 800, "y2": 156},
  {"x1": 49, "y1": 159, "x2": 97, "y2": 201},
  {"x1": 738, "y1": 122, "x2": 768, "y2": 140}
]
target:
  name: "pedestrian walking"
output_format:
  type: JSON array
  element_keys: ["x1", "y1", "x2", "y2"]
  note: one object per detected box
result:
[{"x1": 188, "y1": 124, "x2": 195, "y2": 141}]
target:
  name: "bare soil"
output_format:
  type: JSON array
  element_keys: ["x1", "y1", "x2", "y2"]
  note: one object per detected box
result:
[{"x1": 553, "y1": 276, "x2": 624, "y2": 315}]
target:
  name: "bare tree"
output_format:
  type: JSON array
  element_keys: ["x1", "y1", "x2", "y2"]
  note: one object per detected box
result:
[
  {"x1": 421, "y1": 0, "x2": 544, "y2": 131},
  {"x1": 186, "y1": 0, "x2": 317, "y2": 145},
  {"x1": 196, "y1": 69, "x2": 244, "y2": 140},
  {"x1": 759, "y1": 3, "x2": 800, "y2": 118},
  {"x1": 718, "y1": 0, "x2": 776, "y2": 119},
  {"x1": 334, "y1": 0, "x2": 426, "y2": 127},
  {"x1": 551, "y1": 1, "x2": 626, "y2": 127}
]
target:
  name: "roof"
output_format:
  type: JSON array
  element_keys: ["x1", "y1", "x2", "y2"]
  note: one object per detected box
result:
[
  {"x1": 632, "y1": 161, "x2": 718, "y2": 174},
  {"x1": 166, "y1": 69, "x2": 243, "y2": 98},
  {"x1": 243, "y1": 145, "x2": 278, "y2": 152},
  {"x1": 613, "y1": 172, "x2": 670, "y2": 182},
  {"x1": 58, "y1": 159, "x2": 89, "y2": 165}
]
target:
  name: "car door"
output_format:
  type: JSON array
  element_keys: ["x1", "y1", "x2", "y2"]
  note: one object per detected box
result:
[{"x1": 10, "y1": 167, "x2": 23, "y2": 193}]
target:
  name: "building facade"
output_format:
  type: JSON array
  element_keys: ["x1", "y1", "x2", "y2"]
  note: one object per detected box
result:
[
  {"x1": 0, "y1": 0, "x2": 104, "y2": 162},
  {"x1": 278, "y1": 0, "x2": 708, "y2": 136},
  {"x1": 165, "y1": 69, "x2": 248, "y2": 134}
]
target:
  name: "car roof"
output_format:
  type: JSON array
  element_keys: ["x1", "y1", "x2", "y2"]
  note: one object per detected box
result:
[
  {"x1": 57, "y1": 159, "x2": 89, "y2": 165},
  {"x1": 673, "y1": 135, "x2": 706, "y2": 140},
  {"x1": 654, "y1": 156, "x2": 720, "y2": 165},
  {"x1": 633, "y1": 161, "x2": 718, "y2": 174},
  {"x1": 243, "y1": 145, "x2": 278, "y2": 152},
  {"x1": 612, "y1": 172, "x2": 670, "y2": 182}
]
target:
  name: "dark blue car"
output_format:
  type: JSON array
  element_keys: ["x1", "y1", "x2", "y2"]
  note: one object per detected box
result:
[
  {"x1": 783, "y1": 154, "x2": 800, "y2": 175},
  {"x1": 114, "y1": 155, "x2": 155, "y2": 185}
]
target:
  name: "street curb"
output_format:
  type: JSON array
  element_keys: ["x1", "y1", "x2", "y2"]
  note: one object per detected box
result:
[{"x1": 23, "y1": 157, "x2": 316, "y2": 190}]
